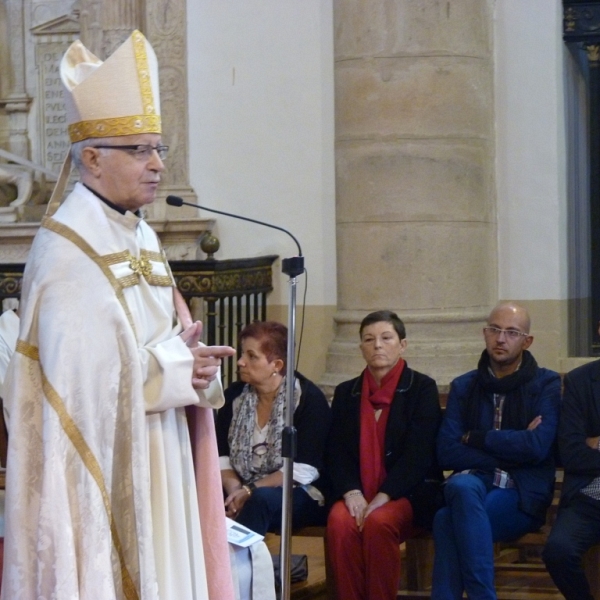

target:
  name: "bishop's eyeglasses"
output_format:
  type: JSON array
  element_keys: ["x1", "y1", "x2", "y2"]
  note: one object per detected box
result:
[{"x1": 93, "y1": 144, "x2": 169, "y2": 161}]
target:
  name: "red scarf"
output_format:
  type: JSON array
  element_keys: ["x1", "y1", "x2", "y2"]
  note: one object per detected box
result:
[{"x1": 359, "y1": 358, "x2": 405, "y2": 502}]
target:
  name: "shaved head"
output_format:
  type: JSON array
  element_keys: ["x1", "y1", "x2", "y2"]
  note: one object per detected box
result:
[
  {"x1": 487, "y1": 302, "x2": 531, "y2": 334},
  {"x1": 484, "y1": 302, "x2": 533, "y2": 377}
]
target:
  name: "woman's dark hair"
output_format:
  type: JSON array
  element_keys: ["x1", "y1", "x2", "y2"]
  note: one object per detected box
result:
[
  {"x1": 239, "y1": 321, "x2": 287, "y2": 373},
  {"x1": 359, "y1": 310, "x2": 406, "y2": 341}
]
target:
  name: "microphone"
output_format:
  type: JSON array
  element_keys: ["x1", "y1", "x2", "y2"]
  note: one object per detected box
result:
[
  {"x1": 167, "y1": 199, "x2": 305, "y2": 582},
  {"x1": 166, "y1": 195, "x2": 303, "y2": 257}
]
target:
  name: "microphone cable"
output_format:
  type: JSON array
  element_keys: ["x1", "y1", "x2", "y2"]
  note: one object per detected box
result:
[{"x1": 166, "y1": 195, "x2": 309, "y2": 370}]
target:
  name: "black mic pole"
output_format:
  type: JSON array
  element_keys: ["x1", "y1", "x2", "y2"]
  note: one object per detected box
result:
[
  {"x1": 279, "y1": 254, "x2": 303, "y2": 600},
  {"x1": 166, "y1": 195, "x2": 301, "y2": 600}
]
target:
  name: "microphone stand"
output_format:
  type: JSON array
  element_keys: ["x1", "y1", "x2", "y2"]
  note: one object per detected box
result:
[
  {"x1": 280, "y1": 255, "x2": 304, "y2": 600},
  {"x1": 166, "y1": 196, "x2": 302, "y2": 600}
]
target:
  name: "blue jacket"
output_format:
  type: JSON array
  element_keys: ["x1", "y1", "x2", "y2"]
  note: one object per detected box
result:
[{"x1": 437, "y1": 365, "x2": 560, "y2": 521}]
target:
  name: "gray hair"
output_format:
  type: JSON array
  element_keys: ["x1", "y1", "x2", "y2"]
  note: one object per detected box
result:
[
  {"x1": 70, "y1": 138, "x2": 112, "y2": 172},
  {"x1": 71, "y1": 139, "x2": 91, "y2": 171}
]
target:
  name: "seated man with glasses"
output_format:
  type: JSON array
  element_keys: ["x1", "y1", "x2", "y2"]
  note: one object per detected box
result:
[{"x1": 430, "y1": 302, "x2": 560, "y2": 600}]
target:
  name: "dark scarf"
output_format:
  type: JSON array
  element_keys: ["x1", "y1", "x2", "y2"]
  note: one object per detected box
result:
[{"x1": 463, "y1": 350, "x2": 537, "y2": 431}]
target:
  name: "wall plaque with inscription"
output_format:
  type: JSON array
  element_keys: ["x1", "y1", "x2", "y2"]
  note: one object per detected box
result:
[
  {"x1": 36, "y1": 43, "x2": 71, "y2": 175},
  {"x1": 32, "y1": 14, "x2": 79, "y2": 178}
]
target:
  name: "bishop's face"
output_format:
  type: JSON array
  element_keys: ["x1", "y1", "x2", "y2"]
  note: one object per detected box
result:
[{"x1": 89, "y1": 133, "x2": 165, "y2": 212}]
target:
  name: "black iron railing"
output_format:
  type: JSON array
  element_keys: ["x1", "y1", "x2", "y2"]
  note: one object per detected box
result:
[{"x1": 170, "y1": 256, "x2": 278, "y2": 386}]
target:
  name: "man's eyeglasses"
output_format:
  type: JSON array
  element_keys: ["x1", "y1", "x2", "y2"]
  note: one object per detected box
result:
[
  {"x1": 483, "y1": 327, "x2": 529, "y2": 339},
  {"x1": 93, "y1": 144, "x2": 169, "y2": 160}
]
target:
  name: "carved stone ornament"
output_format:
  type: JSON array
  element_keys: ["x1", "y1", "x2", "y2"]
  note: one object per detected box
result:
[
  {"x1": 31, "y1": 15, "x2": 80, "y2": 176},
  {"x1": 0, "y1": 0, "x2": 212, "y2": 263}
]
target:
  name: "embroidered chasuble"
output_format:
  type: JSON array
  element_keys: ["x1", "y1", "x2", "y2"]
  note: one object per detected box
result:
[{"x1": 1, "y1": 183, "x2": 227, "y2": 599}]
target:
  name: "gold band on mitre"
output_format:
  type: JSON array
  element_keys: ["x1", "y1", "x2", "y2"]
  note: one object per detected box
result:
[
  {"x1": 62, "y1": 29, "x2": 161, "y2": 143},
  {"x1": 68, "y1": 115, "x2": 162, "y2": 143}
]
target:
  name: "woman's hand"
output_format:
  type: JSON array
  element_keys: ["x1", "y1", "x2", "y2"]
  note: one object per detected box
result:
[
  {"x1": 344, "y1": 490, "x2": 368, "y2": 529},
  {"x1": 362, "y1": 492, "x2": 390, "y2": 527},
  {"x1": 225, "y1": 486, "x2": 252, "y2": 519}
]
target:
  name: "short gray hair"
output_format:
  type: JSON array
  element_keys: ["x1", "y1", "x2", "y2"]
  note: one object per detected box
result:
[
  {"x1": 70, "y1": 138, "x2": 113, "y2": 171},
  {"x1": 71, "y1": 139, "x2": 91, "y2": 171}
]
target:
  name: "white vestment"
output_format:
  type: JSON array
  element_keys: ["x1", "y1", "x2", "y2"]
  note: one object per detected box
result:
[
  {"x1": 0, "y1": 309, "x2": 19, "y2": 399},
  {"x1": 1, "y1": 183, "x2": 224, "y2": 600}
]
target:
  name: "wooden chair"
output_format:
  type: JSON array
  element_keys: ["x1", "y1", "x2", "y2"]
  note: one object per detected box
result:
[{"x1": 398, "y1": 468, "x2": 600, "y2": 600}]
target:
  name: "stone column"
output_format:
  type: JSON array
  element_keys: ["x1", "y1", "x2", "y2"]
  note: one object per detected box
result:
[
  {"x1": 1, "y1": 0, "x2": 32, "y2": 158},
  {"x1": 145, "y1": 0, "x2": 198, "y2": 221},
  {"x1": 322, "y1": 0, "x2": 496, "y2": 390}
]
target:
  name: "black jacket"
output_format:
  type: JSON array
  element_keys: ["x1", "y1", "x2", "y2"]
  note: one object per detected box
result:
[
  {"x1": 326, "y1": 365, "x2": 443, "y2": 526},
  {"x1": 559, "y1": 359, "x2": 600, "y2": 505}
]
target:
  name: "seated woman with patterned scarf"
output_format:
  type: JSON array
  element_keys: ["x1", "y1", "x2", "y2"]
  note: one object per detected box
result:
[{"x1": 216, "y1": 321, "x2": 331, "y2": 535}]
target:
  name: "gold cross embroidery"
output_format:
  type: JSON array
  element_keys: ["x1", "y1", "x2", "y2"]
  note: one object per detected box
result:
[{"x1": 129, "y1": 255, "x2": 153, "y2": 278}]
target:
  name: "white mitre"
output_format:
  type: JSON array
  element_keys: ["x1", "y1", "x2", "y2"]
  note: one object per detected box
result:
[
  {"x1": 61, "y1": 29, "x2": 161, "y2": 142},
  {"x1": 46, "y1": 30, "x2": 163, "y2": 214}
]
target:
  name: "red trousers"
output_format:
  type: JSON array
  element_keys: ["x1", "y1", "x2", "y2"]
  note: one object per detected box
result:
[{"x1": 326, "y1": 497, "x2": 415, "y2": 600}]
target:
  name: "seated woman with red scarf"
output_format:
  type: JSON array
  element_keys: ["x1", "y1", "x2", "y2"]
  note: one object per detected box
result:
[{"x1": 326, "y1": 310, "x2": 444, "y2": 600}]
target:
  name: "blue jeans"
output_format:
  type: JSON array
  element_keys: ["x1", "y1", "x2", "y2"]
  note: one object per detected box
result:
[
  {"x1": 542, "y1": 493, "x2": 600, "y2": 600},
  {"x1": 236, "y1": 485, "x2": 326, "y2": 536},
  {"x1": 431, "y1": 473, "x2": 542, "y2": 600}
]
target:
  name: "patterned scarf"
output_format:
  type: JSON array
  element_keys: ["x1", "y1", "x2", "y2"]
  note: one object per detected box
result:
[
  {"x1": 359, "y1": 359, "x2": 405, "y2": 502},
  {"x1": 228, "y1": 376, "x2": 300, "y2": 484}
]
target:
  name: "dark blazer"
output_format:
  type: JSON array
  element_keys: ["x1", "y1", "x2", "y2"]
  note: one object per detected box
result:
[
  {"x1": 559, "y1": 359, "x2": 600, "y2": 505},
  {"x1": 326, "y1": 365, "x2": 443, "y2": 526},
  {"x1": 216, "y1": 371, "x2": 331, "y2": 488}
]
